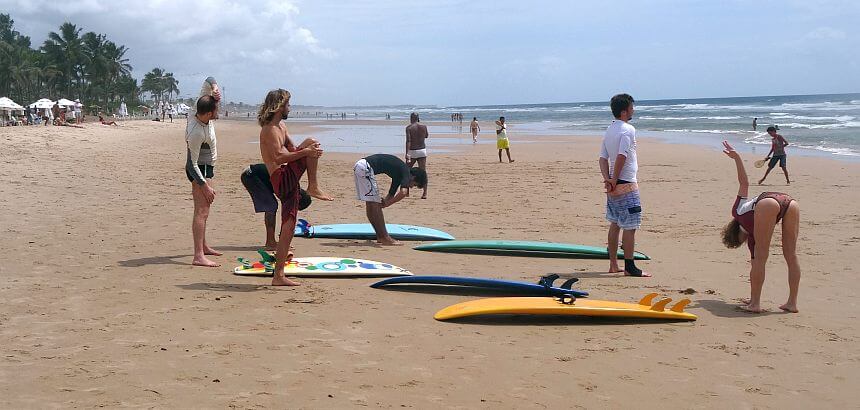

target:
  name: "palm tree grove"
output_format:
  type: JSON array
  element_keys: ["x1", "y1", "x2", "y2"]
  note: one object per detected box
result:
[{"x1": 0, "y1": 13, "x2": 178, "y2": 114}]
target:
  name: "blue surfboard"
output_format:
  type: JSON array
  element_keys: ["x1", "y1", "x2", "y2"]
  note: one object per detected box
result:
[
  {"x1": 294, "y1": 219, "x2": 454, "y2": 241},
  {"x1": 370, "y1": 274, "x2": 588, "y2": 297}
]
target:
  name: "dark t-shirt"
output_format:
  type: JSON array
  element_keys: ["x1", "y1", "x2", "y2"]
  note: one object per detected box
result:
[
  {"x1": 364, "y1": 154, "x2": 411, "y2": 197},
  {"x1": 250, "y1": 163, "x2": 274, "y2": 192}
]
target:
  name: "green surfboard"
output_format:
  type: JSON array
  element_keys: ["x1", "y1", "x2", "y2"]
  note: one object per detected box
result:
[{"x1": 413, "y1": 240, "x2": 650, "y2": 260}]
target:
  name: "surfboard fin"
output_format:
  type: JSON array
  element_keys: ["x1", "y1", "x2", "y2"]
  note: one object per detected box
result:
[
  {"x1": 651, "y1": 298, "x2": 673, "y2": 312},
  {"x1": 670, "y1": 299, "x2": 691, "y2": 312},
  {"x1": 538, "y1": 274, "x2": 560, "y2": 288},
  {"x1": 638, "y1": 293, "x2": 659, "y2": 306},
  {"x1": 560, "y1": 278, "x2": 579, "y2": 289}
]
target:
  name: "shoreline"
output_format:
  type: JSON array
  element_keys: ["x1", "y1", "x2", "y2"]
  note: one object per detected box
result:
[{"x1": 218, "y1": 117, "x2": 860, "y2": 162}]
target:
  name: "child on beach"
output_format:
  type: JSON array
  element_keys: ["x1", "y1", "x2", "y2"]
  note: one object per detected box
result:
[
  {"x1": 258, "y1": 89, "x2": 333, "y2": 286},
  {"x1": 758, "y1": 126, "x2": 790, "y2": 185},
  {"x1": 599, "y1": 93, "x2": 649, "y2": 277},
  {"x1": 496, "y1": 116, "x2": 514, "y2": 163},
  {"x1": 721, "y1": 140, "x2": 801, "y2": 313}
]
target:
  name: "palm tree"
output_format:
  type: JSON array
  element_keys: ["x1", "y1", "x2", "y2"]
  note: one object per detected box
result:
[{"x1": 42, "y1": 22, "x2": 84, "y2": 97}]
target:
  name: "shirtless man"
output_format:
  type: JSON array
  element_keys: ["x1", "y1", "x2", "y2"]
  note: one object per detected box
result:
[
  {"x1": 405, "y1": 112, "x2": 429, "y2": 199},
  {"x1": 258, "y1": 89, "x2": 332, "y2": 286}
]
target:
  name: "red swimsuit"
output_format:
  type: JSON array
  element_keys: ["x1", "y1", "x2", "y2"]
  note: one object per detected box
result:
[{"x1": 732, "y1": 192, "x2": 795, "y2": 258}]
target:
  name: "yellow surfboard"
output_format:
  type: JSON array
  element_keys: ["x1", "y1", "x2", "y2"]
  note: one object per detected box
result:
[{"x1": 434, "y1": 293, "x2": 697, "y2": 321}]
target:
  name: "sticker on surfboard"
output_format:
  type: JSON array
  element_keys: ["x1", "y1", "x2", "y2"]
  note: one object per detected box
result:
[{"x1": 233, "y1": 256, "x2": 412, "y2": 277}]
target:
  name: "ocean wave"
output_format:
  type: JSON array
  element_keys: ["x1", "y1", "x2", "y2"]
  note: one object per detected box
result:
[
  {"x1": 769, "y1": 115, "x2": 855, "y2": 122},
  {"x1": 778, "y1": 121, "x2": 860, "y2": 129},
  {"x1": 664, "y1": 129, "x2": 746, "y2": 134},
  {"x1": 639, "y1": 115, "x2": 743, "y2": 120}
]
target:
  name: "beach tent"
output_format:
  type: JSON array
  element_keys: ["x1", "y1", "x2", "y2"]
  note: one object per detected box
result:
[
  {"x1": 30, "y1": 98, "x2": 55, "y2": 109},
  {"x1": 0, "y1": 97, "x2": 19, "y2": 110}
]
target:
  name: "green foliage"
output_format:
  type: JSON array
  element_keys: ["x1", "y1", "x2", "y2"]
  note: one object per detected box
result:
[{"x1": 0, "y1": 13, "x2": 147, "y2": 114}]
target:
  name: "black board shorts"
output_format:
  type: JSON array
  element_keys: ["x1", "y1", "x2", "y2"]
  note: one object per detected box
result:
[
  {"x1": 240, "y1": 168, "x2": 278, "y2": 213},
  {"x1": 186, "y1": 164, "x2": 214, "y2": 182}
]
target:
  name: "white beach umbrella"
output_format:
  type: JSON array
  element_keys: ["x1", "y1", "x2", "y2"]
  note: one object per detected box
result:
[
  {"x1": 0, "y1": 97, "x2": 17, "y2": 110},
  {"x1": 56, "y1": 98, "x2": 76, "y2": 107},
  {"x1": 30, "y1": 98, "x2": 56, "y2": 109}
]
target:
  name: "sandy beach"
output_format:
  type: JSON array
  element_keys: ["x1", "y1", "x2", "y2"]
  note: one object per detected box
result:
[{"x1": 1, "y1": 118, "x2": 858, "y2": 408}]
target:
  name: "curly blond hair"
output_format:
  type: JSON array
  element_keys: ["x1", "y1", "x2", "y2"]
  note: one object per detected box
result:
[{"x1": 257, "y1": 89, "x2": 291, "y2": 126}]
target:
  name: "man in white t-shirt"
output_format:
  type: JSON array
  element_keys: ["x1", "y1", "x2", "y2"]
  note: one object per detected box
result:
[{"x1": 599, "y1": 93, "x2": 649, "y2": 277}]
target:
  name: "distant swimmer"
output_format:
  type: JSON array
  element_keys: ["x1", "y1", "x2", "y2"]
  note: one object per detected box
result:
[
  {"x1": 757, "y1": 126, "x2": 790, "y2": 185},
  {"x1": 753, "y1": 117, "x2": 757, "y2": 131},
  {"x1": 721, "y1": 140, "x2": 801, "y2": 313}
]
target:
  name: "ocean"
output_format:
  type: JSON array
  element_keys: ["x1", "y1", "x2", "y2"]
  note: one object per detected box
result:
[{"x1": 289, "y1": 93, "x2": 860, "y2": 158}]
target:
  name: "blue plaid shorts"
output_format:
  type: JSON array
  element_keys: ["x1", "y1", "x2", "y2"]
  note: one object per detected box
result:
[{"x1": 606, "y1": 184, "x2": 642, "y2": 230}]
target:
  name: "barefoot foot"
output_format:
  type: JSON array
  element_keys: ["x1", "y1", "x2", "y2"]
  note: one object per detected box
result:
[
  {"x1": 779, "y1": 303, "x2": 798, "y2": 313},
  {"x1": 203, "y1": 247, "x2": 222, "y2": 256},
  {"x1": 192, "y1": 256, "x2": 220, "y2": 267},
  {"x1": 738, "y1": 304, "x2": 766, "y2": 313},
  {"x1": 307, "y1": 188, "x2": 334, "y2": 201},
  {"x1": 377, "y1": 237, "x2": 400, "y2": 246},
  {"x1": 272, "y1": 276, "x2": 300, "y2": 286}
]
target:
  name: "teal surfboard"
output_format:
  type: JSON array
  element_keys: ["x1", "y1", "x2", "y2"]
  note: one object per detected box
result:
[
  {"x1": 293, "y1": 219, "x2": 454, "y2": 241},
  {"x1": 413, "y1": 240, "x2": 650, "y2": 260}
]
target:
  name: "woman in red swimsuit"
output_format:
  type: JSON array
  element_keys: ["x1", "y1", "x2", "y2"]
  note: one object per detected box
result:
[{"x1": 721, "y1": 141, "x2": 801, "y2": 313}]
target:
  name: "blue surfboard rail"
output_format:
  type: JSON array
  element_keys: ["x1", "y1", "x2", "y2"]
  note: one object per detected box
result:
[
  {"x1": 294, "y1": 219, "x2": 454, "y2": 241},
  {"x1": 370, "y1": 275, "x2": 588, "y2": 297}
]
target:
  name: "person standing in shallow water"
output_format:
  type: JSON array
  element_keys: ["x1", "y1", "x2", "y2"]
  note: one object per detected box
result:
[
  {"x1": 495, "y1": 116, "x2": 513, "y2": 163},
  {"x1": 470, "y1": 117, "x2": 480, "y2": 143}
]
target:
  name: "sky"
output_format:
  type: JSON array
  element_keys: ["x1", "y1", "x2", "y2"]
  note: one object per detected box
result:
[{"x1": 4, "y1": 0, "x2": 860, "y2": 106}]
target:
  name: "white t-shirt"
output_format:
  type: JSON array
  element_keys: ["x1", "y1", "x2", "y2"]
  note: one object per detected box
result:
[{"x1": 600, "y1": 119, "x2": 639, "y2": 182}]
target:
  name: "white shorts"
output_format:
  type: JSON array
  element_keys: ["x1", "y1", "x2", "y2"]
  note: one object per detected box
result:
[
  {"x1": 354, "y1": 159, "x2": 381, "y2": 203},
  {"x1": 408, "y1": 148, "x2": 427, "y2": 159}
]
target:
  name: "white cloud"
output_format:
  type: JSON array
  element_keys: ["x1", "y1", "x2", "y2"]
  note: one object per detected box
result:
[{"x1": 6, "y1": 0, "x2": 336, "y2": 103}]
